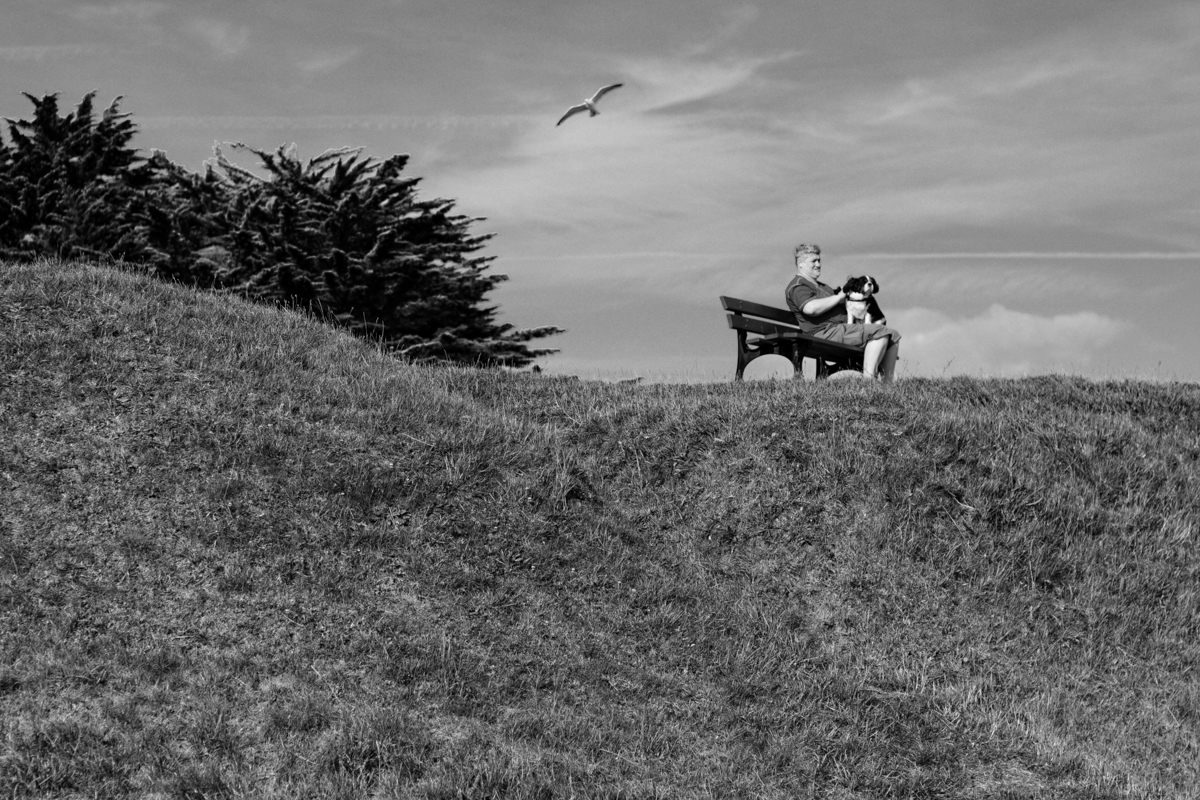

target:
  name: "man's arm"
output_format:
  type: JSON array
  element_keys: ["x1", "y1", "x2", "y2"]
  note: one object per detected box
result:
[{"x1": 802, "y1": 290, "x2": 845, "y2": 317}]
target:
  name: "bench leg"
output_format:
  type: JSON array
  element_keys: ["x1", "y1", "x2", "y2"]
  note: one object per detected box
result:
[
  {"x1": 792, "y1": 341, "x2": 811, "y2": 380},
  {"x1": 735, "y1": 331, "x2": 751, "y2": 381}
]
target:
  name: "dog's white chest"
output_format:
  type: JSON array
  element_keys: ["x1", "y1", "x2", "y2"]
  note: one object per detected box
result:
[{"x1": 846, "y1": 298, "x2": 871, "y2": 323}]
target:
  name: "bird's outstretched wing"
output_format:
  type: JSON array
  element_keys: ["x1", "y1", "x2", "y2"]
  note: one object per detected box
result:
[
  {"x1": 556, "y1": 103, "x2": 589, "y2": 126},
  {"x1": 590, "y1": 83, "x2": 624, "y2": 103}
]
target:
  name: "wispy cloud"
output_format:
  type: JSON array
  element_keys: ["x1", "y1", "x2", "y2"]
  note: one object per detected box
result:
[
  {"x1": 618, "y1": 51, "x2": 798, "y2": 114},
  {"x1": 511, "y1": 251, "x2": 747, "y2": 262},
  {"x1": 848, "y1": 8, "x2": 1197, "y2": 132},
  {"x1": 855, "y1": 57, "x2": 1100, "y2": 127},
  {"x1": 0, "y1": 45, "x2": 106, "y2": 62},
  {"x1": 136, "y1": 114, "x2": 536, "y2": 131},
  {"x1": 72, "y1": 1, "x2": 169, "y2": 25},
  {"x1": 187, "y1": 18, "x2": 251, "y2": 59},
  {"x1": 296, "y1": 49, "x2": 361, "y2": 75}
]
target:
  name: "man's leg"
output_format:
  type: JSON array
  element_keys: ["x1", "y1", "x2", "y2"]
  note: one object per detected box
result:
[
  {"x1": 879, "y1": 341, "x2": 900, "y2": 382},
  {"x1": 862, "y1": 338, "x2": 888, "y2": 378}
]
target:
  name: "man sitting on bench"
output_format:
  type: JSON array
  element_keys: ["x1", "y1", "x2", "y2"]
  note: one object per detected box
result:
[{"x1": 784, "y1": 243, "x2": 901, "y2": 382}]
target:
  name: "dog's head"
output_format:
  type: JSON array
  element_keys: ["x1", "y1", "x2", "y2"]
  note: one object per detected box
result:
[{"x1": 842, "y1": 275, "x2": 879, "y2": 301}]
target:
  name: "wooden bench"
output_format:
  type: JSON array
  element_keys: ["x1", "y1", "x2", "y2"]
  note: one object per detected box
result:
[{"x1": 720, "y1": 296, "x2": 864, "y2": 381}]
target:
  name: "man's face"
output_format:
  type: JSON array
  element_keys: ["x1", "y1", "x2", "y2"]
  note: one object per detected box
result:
[{"x1": 796, "y1": 254, "x2": 822, "y2": 280}]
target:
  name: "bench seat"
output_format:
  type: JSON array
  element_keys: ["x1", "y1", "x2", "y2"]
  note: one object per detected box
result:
[{"x1": 720, "y1": 295, "x2": 864, "y2": 380}]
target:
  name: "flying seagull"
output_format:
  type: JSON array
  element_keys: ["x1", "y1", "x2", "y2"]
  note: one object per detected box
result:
[{"x1": 556, "y1": 83, "x2": 624, "y2": 126}]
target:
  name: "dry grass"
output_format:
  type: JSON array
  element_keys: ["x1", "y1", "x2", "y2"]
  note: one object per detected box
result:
[{"x1": 2, "y1": 258, "x2": 1197, "y2": 798}]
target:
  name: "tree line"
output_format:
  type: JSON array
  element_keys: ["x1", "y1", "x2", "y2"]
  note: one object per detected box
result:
[{"x1": 0, "y1": 92, "x2": 562, "y2": 367}]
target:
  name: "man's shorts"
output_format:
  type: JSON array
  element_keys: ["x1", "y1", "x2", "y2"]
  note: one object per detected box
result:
[{"x1": 812, "y1": 323, "x2": 900, "y2": 348}]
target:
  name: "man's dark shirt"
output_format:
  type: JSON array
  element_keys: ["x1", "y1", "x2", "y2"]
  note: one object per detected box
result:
[{"x1": 785, "y1": 274, "x2": 846, "y2": 334}]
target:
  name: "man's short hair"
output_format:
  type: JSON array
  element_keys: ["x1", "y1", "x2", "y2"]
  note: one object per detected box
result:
[{"x1": 794, "y1": 243, "x2": 821, "y2": 258}]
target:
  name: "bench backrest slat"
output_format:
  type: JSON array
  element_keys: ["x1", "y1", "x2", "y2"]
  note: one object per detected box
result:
[
  {"x1": 719, "y1": 295, "x2": 797, "y2": 326},
  {"x1": 726, "y1": 313, "x2": 794, "y2": 336}
]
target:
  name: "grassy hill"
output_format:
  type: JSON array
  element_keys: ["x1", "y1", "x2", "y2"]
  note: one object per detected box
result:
[{"x1": 2, "y1": 259, "x2": 1197, "y2": 799}]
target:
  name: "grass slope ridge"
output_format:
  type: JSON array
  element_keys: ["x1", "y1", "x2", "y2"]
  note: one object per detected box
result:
[{"x1": 2, "y1": 259, "x2": 1198, "y2": 799}]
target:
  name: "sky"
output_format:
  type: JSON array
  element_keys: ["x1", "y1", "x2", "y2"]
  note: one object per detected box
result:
[{"x1": 4, "y1": 0, "x2": 1199, "y2": 382}]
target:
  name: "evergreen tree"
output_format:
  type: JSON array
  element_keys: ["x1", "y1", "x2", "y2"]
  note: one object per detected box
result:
[
  {"x1": 0, "y1": 92, "x2": 147, "y2": 261},
  {"x1": 184, "y1": 143, "x2": 563, "y2": 366},
  {"x1": 0, "y1": 93, "x2": 562, "y2": 368}
]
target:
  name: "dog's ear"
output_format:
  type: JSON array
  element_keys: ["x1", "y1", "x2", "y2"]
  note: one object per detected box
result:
[{"x1": 868, "y1": 275, "x2": 880, "y2": 293}]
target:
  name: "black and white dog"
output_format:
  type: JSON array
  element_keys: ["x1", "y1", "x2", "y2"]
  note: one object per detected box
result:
[{"x1": 841, "y1": 275, "x2": 884, "y2": 325}]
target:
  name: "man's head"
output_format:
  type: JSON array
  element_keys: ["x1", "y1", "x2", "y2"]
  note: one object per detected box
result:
[{"x1": 794, "y1": 243, "x2": 822, "y2": 280}]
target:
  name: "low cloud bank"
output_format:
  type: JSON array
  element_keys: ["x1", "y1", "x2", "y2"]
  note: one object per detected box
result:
[{"x1": 894, "y1": 304, "x2": 1134, "y2": 378}]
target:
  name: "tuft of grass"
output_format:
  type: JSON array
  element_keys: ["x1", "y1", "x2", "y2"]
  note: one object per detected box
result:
[
  {"x1": 2, "y1": 258, "x2": 1198, "y2": 798},
  {"x1": 315, "y1": 708, "x2": 431, "y2": 782}
]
